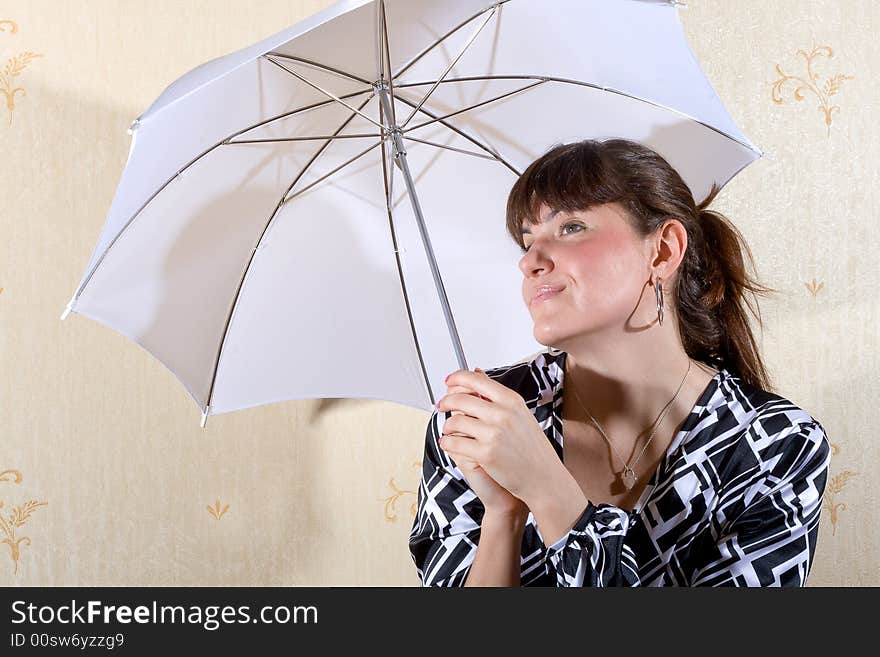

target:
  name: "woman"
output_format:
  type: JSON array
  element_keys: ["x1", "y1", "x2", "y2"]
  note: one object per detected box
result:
[{"x1": 408, "y1": 138, "x2": 831, "y2": 587}]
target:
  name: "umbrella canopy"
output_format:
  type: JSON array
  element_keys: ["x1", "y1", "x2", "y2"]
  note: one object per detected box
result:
[{"x1": 61, "y1": 0, "x2": 761, "y2": 426}]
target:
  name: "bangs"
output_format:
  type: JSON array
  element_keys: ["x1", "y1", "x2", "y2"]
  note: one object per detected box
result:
[{"x1": 506, "y1": 141, "x2": 629, "y2": 246}]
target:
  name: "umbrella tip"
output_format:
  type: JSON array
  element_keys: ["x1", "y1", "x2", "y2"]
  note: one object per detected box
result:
[
  {"x1": 200, "y1": 406, "x2": 210, "y2": 428},
  {"x1": 60, "y1": 302, "x2": 73, "y2": 321}
]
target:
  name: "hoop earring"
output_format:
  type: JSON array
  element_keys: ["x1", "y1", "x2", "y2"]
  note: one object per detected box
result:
[{"x1": 654, "y1": 276, "x2": 664, "y2": 326}]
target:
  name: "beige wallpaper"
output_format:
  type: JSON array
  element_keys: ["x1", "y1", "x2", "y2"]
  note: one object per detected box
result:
[{"x1": 0, "y1": 0, "x2": 876, "y2": 586}]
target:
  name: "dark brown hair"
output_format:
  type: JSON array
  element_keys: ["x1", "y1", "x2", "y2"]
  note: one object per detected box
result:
[{"x1": 506, "y1": 138, "x2": 776, "y2": 392}]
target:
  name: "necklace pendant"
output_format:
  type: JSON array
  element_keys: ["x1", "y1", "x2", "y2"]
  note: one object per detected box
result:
[{"x1": 622, "y1": 467, "x2": 638, "y2": 491}]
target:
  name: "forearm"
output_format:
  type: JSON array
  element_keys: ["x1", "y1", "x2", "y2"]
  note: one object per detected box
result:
[{"x1": 464, "y1": 512, "x2": 528, "y2": 587}]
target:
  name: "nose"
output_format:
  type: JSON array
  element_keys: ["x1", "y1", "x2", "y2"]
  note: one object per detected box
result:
[{"x1": 518, "y1": 242, "x2": 554, "y2": 278}]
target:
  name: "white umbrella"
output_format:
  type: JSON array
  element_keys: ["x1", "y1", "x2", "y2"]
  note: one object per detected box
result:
[{"x1": 61, "y1": 0, "x2": 761, "y2": 427}]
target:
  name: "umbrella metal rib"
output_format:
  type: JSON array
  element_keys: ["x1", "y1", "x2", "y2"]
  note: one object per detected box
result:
[
  {"x1": 226, "y1": 133, "x2": 382, "y2": 145},
  {"x1": 401, "y1": 78, "x2": 547, "y2": 133},
  {"x1": 261, "y1": 51, "x2": 373, "y2": 85},
  {"x1": 262, "y1": 20, "x2": 531, "y2": 176},
  {"x1": 264, "y1": 55, "x2": 385, "y2": 130},
  {"x1": 256, "y1": 54, "x2": 511, "y2": 196},
  {"x1": 402, "y1": 135, "x2": 499, "y2": 161},
  {"x1": 281, "y1": 138, "x2": 384, "y2": 204},
  {"x1": 222, "y1": 87, "x2": 374, "y2": 140},
  {"x1": 399, "y1": 4, "x2": 499, "y2": 129},
  {"x1": 395, "y1": 74, "x2": 763, "y2": 155},
  {"x1": 259, "y1": 55, "x2": 522, "y2": 174},
  {"x1": 61, "y1": 86, "x2": 377, "y2": 324},
  {"x1": 393, "y1": 0, "x2": 513, "y2": 82},
  {"x1": 202, "y1": 93, "x2": 379, "y2": 426},
  {"x1": 391, "y1": 91, "x2": 519, "y2": 174}
]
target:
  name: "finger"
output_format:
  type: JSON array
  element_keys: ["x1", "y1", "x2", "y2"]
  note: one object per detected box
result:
[
  {"x1": 445, "y1": 368, "x2": 504, "y2": 404},
  {"x1": 443, "y1": 386, "x2": 482, "y2": 413},
  {"x1": 437, "y1": 391, "x2": 487, "y2": 415},
  {"x1": 439, "y1": 433, "x2": 481, "y2": 461},
  {"x1": 445, "y1": 384, "x2": 489, "y2": 402},
  {"x1": 445, "y1": 384, "x2": 481, "y2": 396},
  {"x1": 442, "y1": 414, "x2": 484, "y2": 443}
]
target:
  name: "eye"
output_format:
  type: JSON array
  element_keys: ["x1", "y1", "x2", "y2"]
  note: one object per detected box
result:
[{"x1": 521, "y1": 222, "x2": 584, "y2": 253}]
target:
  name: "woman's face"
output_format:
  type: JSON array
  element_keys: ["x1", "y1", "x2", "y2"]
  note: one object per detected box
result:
[{"x1": 518, "y1": 201, "x2": 654, "y2": 347}]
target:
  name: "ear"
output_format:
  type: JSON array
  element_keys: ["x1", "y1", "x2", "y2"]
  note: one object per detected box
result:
[{"x1": 649, "y1": 218, "x2": 687, "y2": 282}]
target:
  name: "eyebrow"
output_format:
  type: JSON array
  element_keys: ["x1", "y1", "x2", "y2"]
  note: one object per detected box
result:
[{"x1": 520, "y1": 209, "x2": 561, "y2": 235}]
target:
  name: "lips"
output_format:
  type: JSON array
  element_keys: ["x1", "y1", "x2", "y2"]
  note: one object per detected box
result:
[{"x1": 530, "y1": 285, "x2": 565, "y2": 306}]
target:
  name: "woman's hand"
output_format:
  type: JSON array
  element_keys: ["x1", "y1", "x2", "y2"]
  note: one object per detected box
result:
[
  {"x1": 437, "y1": 368, "x2": 569, "y2": 513},
  {"x1": 440, "y1": 382, "x2": 529, "y2": 518}
]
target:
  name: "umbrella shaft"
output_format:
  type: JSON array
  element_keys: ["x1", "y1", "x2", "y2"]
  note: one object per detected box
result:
[{"x1": 377, "y1": 87, "x2": 468, "y2": 375}]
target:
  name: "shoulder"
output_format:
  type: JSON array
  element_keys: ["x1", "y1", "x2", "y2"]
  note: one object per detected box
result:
[
  {"x1": 720, "y1": 370, "x2": 828, "y2": 438},
  {"x1": 713, "y1": 369, "x2": 831, "y2": 479}
]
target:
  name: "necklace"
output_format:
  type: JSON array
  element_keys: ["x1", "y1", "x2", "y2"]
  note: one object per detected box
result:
[{"x1": 564, "y1": 356, "x2": 692, "y2": 492}]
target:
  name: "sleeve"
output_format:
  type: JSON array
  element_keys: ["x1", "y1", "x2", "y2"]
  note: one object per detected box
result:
[
  {"x1": 542, "y1": 502, "x2": 642, "y2": 587},
  {"x1": 408, "y1": 408, "x2": 487, "y2": 587},
  {"x1": 689, "y1": 420, "x2": 832, "y2": 586}
]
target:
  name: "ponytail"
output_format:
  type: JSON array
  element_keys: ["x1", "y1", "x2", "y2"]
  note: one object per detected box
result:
[{"x1": 682, "y1": 183, "x2": 777, "y2": 391}]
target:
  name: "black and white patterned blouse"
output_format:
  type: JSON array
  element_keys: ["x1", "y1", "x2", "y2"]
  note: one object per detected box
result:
[{"x1": 409, "y1": 349, "x2": 831, "y2": 587}]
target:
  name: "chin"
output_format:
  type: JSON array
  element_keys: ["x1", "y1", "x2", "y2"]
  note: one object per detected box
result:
[{"x1": 533, "y1": 327, "x2": 566, "y2": 348}]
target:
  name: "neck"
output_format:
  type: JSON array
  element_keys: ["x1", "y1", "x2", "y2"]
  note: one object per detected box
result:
[{"x1": 558, "y1": 333, "x2": 717, "y2": 437}]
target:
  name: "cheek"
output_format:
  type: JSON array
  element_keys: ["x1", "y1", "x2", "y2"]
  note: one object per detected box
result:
[{"x1": 573, "y1": 235, "x2": 645, "y2": 302}]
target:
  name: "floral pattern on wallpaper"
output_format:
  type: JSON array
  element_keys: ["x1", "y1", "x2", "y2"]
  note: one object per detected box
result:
[
  {"x1": 0, "y1": 22, "x2": 43, "y2": 575},
  {"x1": 207, "y1": 499, "x2": 230, "y2": 520},
  {"x1": 805, "y1": 278, "x2": 824, "y2": 297},
  {"x1": 0, "y1": 19, "x2": 43, "y2": 127},
  {"x1": 772, "y1": 39, "x2": 854, "y2": 137},
  {"x1": 382, "y1": 462, "x2": 420, "y2": 523},
  {"x1": 1, "y1": 469, "x2": 47, "y2": 575},
  {"x1": 822, "y1": 442, "x2": 859, "y2": 536}
]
